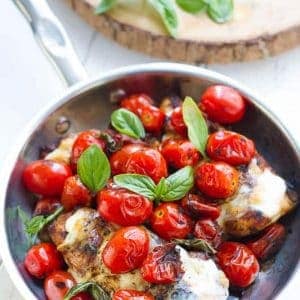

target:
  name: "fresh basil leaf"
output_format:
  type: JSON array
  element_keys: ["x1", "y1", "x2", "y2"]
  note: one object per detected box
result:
[
  {"x1": 176, "y1": 0, "x2": 207, "y2": 13},
  {"x1": 111, "y1": 108, "x2": 145, "y2": 139},
  {"x1": 148, "y1": 0, "x2": 178, "y2": 37},
  {"x1": 173, "y1": 238, "x2": 216, "y2": 254},
  {"x1": 64, "y1": 282, "x2": 110, "y2": 300},
  {"x1": 162, "y1": 166, "x2": 194, "y2": 201},
  {"x1": 155, "y1": 177, "x2": 168, "y2": 200},
  {"x1": 114, "y1": 174, "x2": 156, "y2": 200},
  {"x1": 182, "y1": 96, "x2": 208, "y2": 158},
  {"x1": 77, "y1": 145, "x2": 111, "y2": 193},
  {"x1": 206, "y1": 0, "x2": 233, "y2": 23},
  {"x1": 95, "y1": 0, "x2": 118, "y2": 14},
  {"x1": 25, "y1": 207, "x2": 63, "y2": 241}
]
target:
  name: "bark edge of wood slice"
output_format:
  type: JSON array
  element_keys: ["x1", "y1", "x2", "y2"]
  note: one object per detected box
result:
[{"x1": 65, "y1": 0, "x2": 300, "y2": 64}]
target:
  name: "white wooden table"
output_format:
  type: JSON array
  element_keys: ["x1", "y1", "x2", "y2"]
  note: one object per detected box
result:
[{"x1": 0, "y1": 0, "x2": 299, "y2": 298}]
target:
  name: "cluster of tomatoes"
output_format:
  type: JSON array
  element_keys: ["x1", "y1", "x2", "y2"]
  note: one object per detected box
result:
[{"x1": 22, "y1": 85, "x2": 285, "y2": 300}]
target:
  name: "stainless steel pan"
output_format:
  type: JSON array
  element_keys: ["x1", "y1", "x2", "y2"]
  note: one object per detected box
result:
[{"x1": 1, "y1": 0, "x2": 299, "y2": 299}]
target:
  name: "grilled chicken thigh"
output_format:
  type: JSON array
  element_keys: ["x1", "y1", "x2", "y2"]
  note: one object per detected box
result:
[{"x1": 49, "y1": 208, "x2": 229, "y2": 299}]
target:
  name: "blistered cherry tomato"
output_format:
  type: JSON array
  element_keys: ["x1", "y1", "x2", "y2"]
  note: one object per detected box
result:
[
  {"x1": 181, "y1": 194, "x2": 220, "y2": 220},
  {"x1": 97, "y1": 186, "x2": 153, "y2": 226},
  {"x1": 113, "y1": 289, "x2": 154, "y2": 300},
  {"x1": 194, "y1": 219, "x2": 222, "y2": 248},
  {"x1": 24, "y1": 243, "x2": 63, "y2": 278},
  {"x1": 200, "y1": 85, "x2": 246, "y2": 124},
  {"x1": 141, "y1": 243, "x2": 183, "y2": 284},
  {"x1": 207, "y1": 131, "x2": 255, "y2": 166},
  {"x1": 121, "y1": 94, "x2": 165, "y2": 133},
  {"x1": 71, "y1": 130, "x2": 105, "y2": 171},
  {"x1": 150, "y1": 203, "x2": 192, "y2": 240},
  {"x1": 161, "y1": 139, "x2": 200, "y2": 169},
  {"x1": 71, "y1": 292, "x2": 93, "y2": 300},
  {"x1": 44, "y1": 271, "x2": 75, "y2": 300},
  {"x1": 170, "y1": 106, "x2": 187, "y2": 136},
  {"x1": 61, "y1": 175, "x2": 92, "y2": 211},
  {"x1": 246, "y1": 223, "x2": 286, "y2": 261},
  {"x1": 110, "y1": 144, "x2": 145, "y2": 174},
  {"x1": 34, "y1": 198, "x2": 61, "y2": 216},
  {"x1": 102, "y1": 226, "x2": 149, "y2": 274},
  {"x1": 23, "y1": 160, "x2": 72, "y2": 196},
  {"x1": 110, "y1": 144, "x2": 168, "y2": 183},
  {"x1": 195, "y1": 162, "x2": 239, "y2": 198},
  {"x1": 217, "y1": 242, "x2": 259, "y2": 288}
]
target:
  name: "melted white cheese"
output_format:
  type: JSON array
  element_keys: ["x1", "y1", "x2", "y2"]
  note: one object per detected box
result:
[{"x1": 179, "y1": 248, "x2": 229, "y2": 300}]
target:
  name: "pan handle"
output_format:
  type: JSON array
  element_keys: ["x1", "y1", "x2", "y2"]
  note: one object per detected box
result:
[{"x1": 12, "y1": 0, "x2": 88, "y2": 86}]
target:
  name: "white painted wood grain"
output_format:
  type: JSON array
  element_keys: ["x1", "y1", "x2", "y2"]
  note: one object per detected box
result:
[{"x1": 0, "y1": 0, "x2": 299, "y2": 298}]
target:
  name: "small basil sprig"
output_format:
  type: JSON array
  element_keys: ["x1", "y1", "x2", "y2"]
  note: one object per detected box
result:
[
  {"x1": 77, "y1": 145, "x2": 111, "y2": 193},
  {"x1": 114, "y1": 166, "x2": 194, "y2": 202},
  {"x1": 25, "y1": 207, "x2": 64, "y2": 241},
  {"x1": 95, "y1": 0, "x2": 117, "y2": 14},
  {"x1": 206, "y1": 0, "x2": 233, "y2": 23},
  {"x1": 64, "y1": 282, "x2": 110, "y2": 300},
  {"x1": 176, "y1": 0, "x2": 206, "y2": 13},
  {"x1": 148, "y1": 0, "x2": 178, "y2": 37},
  {"x1": 173, "y1": 238, "x2": 216, "y2": 254},
  {"x1": 95, "y1": 0, "x2": 178, "y2": 37},
  {"x1": 111, "y1": 108, "x2": 145, "y2": 139},
  {"x1": 182, "y1": 96, "x2": 208, "y2": 158}
]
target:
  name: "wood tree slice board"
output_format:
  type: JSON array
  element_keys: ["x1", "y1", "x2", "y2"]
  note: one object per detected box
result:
[{"x1": 65, "y1": 0, "x2": 300, "y2": 64}]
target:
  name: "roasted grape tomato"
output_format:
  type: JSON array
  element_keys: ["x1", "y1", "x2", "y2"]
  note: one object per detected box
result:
[
  {"x1": 217, "y1": 242, "x2": 259, "y2": 288},
  {"x1": 61, "y1": 175, "x2": 92, "y2": 211},
  {"x1": 141, "y1": 243, "x2": 183, "y2": 284},
  {"x1": 24, "y1": 243, "x2": 63, "y2": 278},
  {"x1": 150, "y1": 203, "x2": 192, "y2": 240},
  {"x1": 195, "y1": 161, "x2": 239, "y2": 198},
  {"x1": 207, "y1": 131, "x2": 255, "y2": 166},
  {"x1": 97, "y1": 186, "x2": 153, "y2": 226},
  {"x1": 102, "y1": 226, "x2": 149, "y2": 274},
  {"x1": 34, "y1": 197, "x2": 61, "y2": 216},
  {"x1": 161, "y1": 139, "x2": 200, "y2": 169},
  {"x1": 71, "y1": 292, "x2": 93, "y2": 300},
  {"x1": 181, "y1": 194, "x2": 220, "y2": 220},
  {"x1": 71, "y1": 130, "x2": 105, "y2": 171},
  {"x1": 23, "y1": 160, "x2": 72, "y2": 196},
  {"x1": 170, "y1": 106, "x2": 187, "y2": 136},
  {"x1": 200, "y1": 85, "x2": 246, "y2": 124},
  {"x1": 246, "y1": 223, "x2": 286, "y2": 261},
  {"x1": 44, "y1": 271, "x2": 76, "y2": 300}
]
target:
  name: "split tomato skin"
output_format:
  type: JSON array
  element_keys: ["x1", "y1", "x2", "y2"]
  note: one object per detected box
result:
[
  {"x1": 34, "y1": 197, "x2": 61, "y2": 216},
  {"x1": 194, "y1": 219, "x2": 222, "y2": 248},
  {"x1": 217, "y1": 242, "x2": 259, "y2": 288},
  {"x1": 150, "y1": 203, "x2": 192, "y2": 240},
  {"x1": 170, "y1": 106, "x2": 187, "y2": 136},
  {"x1": 181, "y1": 194, "x2": 220, "y2": 220},
  {"x1": 161, "y1": 139, "x2": 200, "y2": 169},
  {"x1": 102, "y1": 226, "x2": 149, "y2": 274},
  {"x1": 97, "y1": 186, "x2": 153, "y2": 226},
  {"x1": 121, "y1": 94, "x2": 165, "y2": 133},
  {"x1": 24, "y1": 243, "x2": 63, "y2": 279},
  {"x1": 200, "y1": 85, "x2": 246, "y2": 124},
  {"x1": 110, "y1": 144, "x2": 168, "y2": 183},
  {"x1": 141, "y1": 243, "x2": 183, "y2": 284},
  {"x1": 195, "y1": 161, "x2": 239, "y2": 199},
  {"x1": 44, "y1": 271, "x2": 76, "y2": 300},
  {"x1": 113, "y1": 289, "x2": 154, "y2": 300},
  {"x1": 71, "y1": 130, "x2": 105, "y2": 171},
  {"x1": 23, "y1": 160, "x2": 72, "y2": 196},
  {"x1": 207, "y1": 131, "x2": 255, "y2": 166},
  {"x1": 61, "y1": 175, "x2": 92, "y2": 211}
]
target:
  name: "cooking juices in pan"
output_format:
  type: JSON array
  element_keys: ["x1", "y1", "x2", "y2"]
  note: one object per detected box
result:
[{"x1": 20, "y1": 85, "x2": 296, "y2": 300}]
